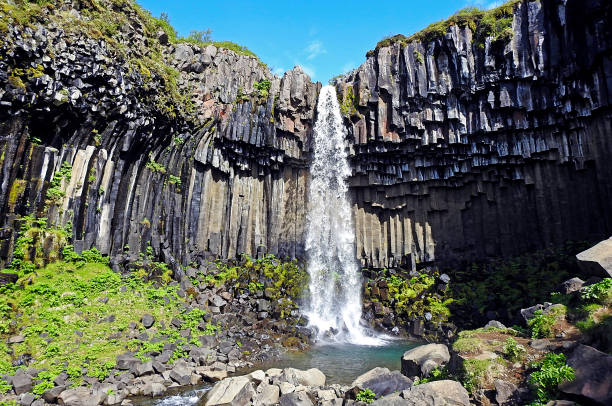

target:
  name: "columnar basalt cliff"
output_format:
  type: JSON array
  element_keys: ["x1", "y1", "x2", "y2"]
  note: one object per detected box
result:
[
  {"x1": 0, "y1": 0, "x2": 319, "y2": 272},
  {"x1": 337, "y1": 0, "x2": 612, "y2": 269},
  {"x1": 1, "y1": 0, "x2": 611, "y2": 276}
]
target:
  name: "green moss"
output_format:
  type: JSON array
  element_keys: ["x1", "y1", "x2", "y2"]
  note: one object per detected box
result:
[
  {"x1": 339, "y1": 86, "x2": 359, "y2": 117},
  {"x1": 452, "y1": 337, "x2": 483, "y2": 354},
  {"x1": 8, "y1": 179, "x2": 26, "y2": 207},
  {"x1": 366, "y1": 0, "x2": 519, "y2": 57}
]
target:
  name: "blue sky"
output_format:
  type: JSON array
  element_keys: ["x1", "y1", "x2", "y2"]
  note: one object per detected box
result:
[{"x1": 138, "y1": 0, "x2": 502, "y2": 82}]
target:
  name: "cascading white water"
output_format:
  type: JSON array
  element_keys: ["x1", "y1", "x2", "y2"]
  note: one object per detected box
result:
[{"x1": 305, "y1": 85, "x2": 384, "y2": 346}]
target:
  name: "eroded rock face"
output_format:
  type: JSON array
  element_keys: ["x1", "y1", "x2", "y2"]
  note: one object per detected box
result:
[
  {"x1": 337, "y1": 0, "x2": 612, "y2": 268},
  {"x1": 0, "y1": 2, "x2": 320, "y2": 270}
]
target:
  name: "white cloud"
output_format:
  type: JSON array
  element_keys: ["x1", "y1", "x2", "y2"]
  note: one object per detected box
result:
[
  {"x1": 273, "y1": 67, "x2": 286, "y2": 76},
  {"x1": 305, "y1": 40, "x2": 326, "y2": 60}
]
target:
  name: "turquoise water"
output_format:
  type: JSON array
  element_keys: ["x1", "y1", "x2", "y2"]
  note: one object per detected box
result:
[
  {"x1": 134, "y1": 340, "x2": 420, "y2": 405},
  {"x1": 245, "y1": 340, "x2": 420, "y2": 385}
]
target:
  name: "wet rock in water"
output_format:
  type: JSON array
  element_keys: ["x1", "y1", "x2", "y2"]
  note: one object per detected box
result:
[
  {"x1": 560, "y1": 344, "x2": 612, "y2": 405},
  {"x1": 401, "y1": 344, "x2": 450, "y2": 378},
  {"x1": 351, "y1": 367, "x2": 412, "y2": 397}
]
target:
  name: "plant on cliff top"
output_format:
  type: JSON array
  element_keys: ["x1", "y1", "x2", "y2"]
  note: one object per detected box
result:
[{"x1": 581, "y1": 278, "x2": 612, "y2": 304}]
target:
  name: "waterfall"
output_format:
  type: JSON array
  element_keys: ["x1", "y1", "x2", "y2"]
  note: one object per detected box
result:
[{"x1": 305, "y1": 85, "x2": 383, "y2": 346}]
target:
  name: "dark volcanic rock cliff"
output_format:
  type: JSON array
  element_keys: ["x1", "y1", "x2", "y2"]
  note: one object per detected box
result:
[
  {"x1": 0, "y1": 0, "x2": 319, "y2": 272},
  {"x1": 1, "y1": 0, "x2": 611, "y2": 275},
  {"x1": 337, "y1": 0, "x2": 612, "y2": 268}
]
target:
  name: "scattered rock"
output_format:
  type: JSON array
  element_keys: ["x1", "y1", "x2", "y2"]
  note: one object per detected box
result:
[
  {"x1": 401, "y1": 344, "x2": 450, "y2": 378},
  {"x1": 279, "y1": 391, "x2": 314, "y2": 406},
  {"x1": 494, "y1": 379, "x2": 519, "y2": 405},
  {"x1": 12, "y1": 370, "x2": 34, "y2": 395},
  {"x1": 205, "y1": 376, "x2": 255, "y2": 406},
  {"x1": 351, "y1": 367, "x2": 412, "y2": 397},
  {"x1": 373, "y1": 380, "x2": 470, "y2": 406},
  {"x1": 485, "y1": 320, "x2": 507, "y2": 330},
  {"x1": 141, "y1": 314, "x2": 155, "y2": 328}
]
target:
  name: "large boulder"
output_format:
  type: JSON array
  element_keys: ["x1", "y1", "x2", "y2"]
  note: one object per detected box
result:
[
  {"x1": 576, "y1": 238, "x2": 612, "y2": 277},
  {"x1": 401, "y1": 344, "x2": 450, "y2": 378},
  {"x1": 253, "y1": 382, "x2": 280, "y2": 406},
  {"x1": 205, "y1": 376, "x2": 255, "y2": 406},
  {"x1": 277, "y1": 368, "x2": 325, "y2": 387},
  {"x1": 58, "y1": 387, "x2": 99, "y2": 406},
  {"x1": 559, "y1": 344, "x2": 612, "y2": 405},
  {"x1": 351, "y1": 367, "x2": 413, "y2": 397},
  {"x1": 279, "y1": 391, "x2": 314, "y2": 406},
  {"x1": 11, "y1": 370, "x2": 34, "y2": 395},
  {"x1": 372, "y1": 380, "x2": 470, "y2": 406}
]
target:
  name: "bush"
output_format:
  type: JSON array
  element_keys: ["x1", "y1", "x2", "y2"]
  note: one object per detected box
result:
[
  {"x1": 356, "y1": 388, "x2": 376, "y2": 403},
  {"x1": 503, "y1": 337, "x2": 524, "y2": 361},
  {"x1": 527, "y1": 353, "x2": 574, "y2": 406},
  {"x1": 528, "y1": 310, "x2": 556, "y2": 338},
  {"x1": 581, "y1": 278, "x2": 612, "y2": 304}
]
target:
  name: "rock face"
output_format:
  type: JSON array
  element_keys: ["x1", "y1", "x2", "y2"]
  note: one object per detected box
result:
[
  {"x1": 337, "y1": 0, "x2": 612, "y2": 268},
  {"x1": 0, "y1": 0, "x2": 319, "y2": 269},
  {"x1": 1, "y1": 0, "x2": 612, "y2": 275}
]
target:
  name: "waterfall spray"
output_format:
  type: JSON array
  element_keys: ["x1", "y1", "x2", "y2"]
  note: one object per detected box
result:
[{"x1": 305, "y1": 85, "x2": 383, "y2": 346}]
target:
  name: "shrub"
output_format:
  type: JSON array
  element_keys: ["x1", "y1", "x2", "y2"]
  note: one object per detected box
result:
[
  {"x1": 528, "y1": 310, "x2": 556, "y2": 338},
  {"x1": 581, "y1": 278, "x2": 612, "y2": 304},
  {"x1": 356, "y1": 388, "x2": 376, "y2": 403},
  {"x1": 527, "y1": 353, "x2": 574, "y2": 406},
  {"x1": 503, "y1": 337, "x2": 524, "y2": 361},
  {"x1": 253, "y1": 80, "x2": 271, "y2": 98}
]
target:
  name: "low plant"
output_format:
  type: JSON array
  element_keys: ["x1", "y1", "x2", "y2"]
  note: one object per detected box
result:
[
  {"x1": 502, "y1": 337, "x2": 524, "y2": 361},
  {"x1": 415, "y1": 366, "x2": 449, "y2": 384},
  {"x1": 581, "y1": 278, "x2": 612, "y2": 304},
  {"x1": 528, "y1": 310, "x2": 556, "y2": 339},
  {"x1": 356, "y1": 388, "x2": 376, "y2": 403},
  {"x1": 527, "y1": 353, "x2": 574, "y2": 406},
  {"x1": 0, "y1": 378, "x2": 11, "y2": 394},
  {"x1": 452, "y1": 337, "x2": 483, "y2": 354}
]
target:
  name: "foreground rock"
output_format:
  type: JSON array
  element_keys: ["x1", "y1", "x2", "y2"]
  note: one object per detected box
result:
[
  {"x1": 576, "y1": 238, "x2": 612, "y2": 277},
  {"x1": 372, "y1": 380, "x2": 470, "y2": 406},
  {"x1": 559, "y1": 344, "x2": 612, "y2": 405},
  {"x1": 401, "y1": 344, "x2": 450, "y2": 378},
  {"x1": 351, "y1": 367, "x2": 413, "y2": 397}
]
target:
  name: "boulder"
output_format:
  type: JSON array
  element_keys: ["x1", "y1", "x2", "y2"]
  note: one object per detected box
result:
[
  {"x1": 19, "y1": 392, "x2": 35, "y2": 406},
  {"x1": 169, "y1": 363, "x2": 193, "y2": 386},
  {"x1": 351, "y1": 367, "x2": 412, "y2": 397},
  {"x1": 141, "y1": 314, "x2": 155, "y2": 328},
  {"x1": 132, "y1": 360, "x2": 154, "y2": 377},
  {"x1": 43, "y1": 385, "x2": 66, "y2": 403},
  {"x1": 485, "y1": 320, "x2": 507, "y2": 330},
  {"x1": 205, "y1": 376, "x2": 255, "y2": 406},
  {"x1": 372, "y1": 380, "x2": 470, "y2": 406},
  {"x1": 494, "y1": 379, "x2": 519, "y2": 405},
  {"x1": 12, "y1": 370, "x2": 34, "y2": 395},
  {"x1": 401, "y1": 344, "x2": 450, "y2": 378},
  {"x1": 576, "y1": 238, "x2": 612, "y2": 277},
  {"x1": 559, "y1": 344, "x2": 612, "y2": 405},
  {"x1": 58, "y1": 387, "x2": 97, "y2": 406},
  {"x1": 116, "y1": 353, "x2": 140, "y2": 370},
  {"x1": 279, "y1": 391, "x2": 314, "y2": 406},
  {"x1": 278, "y1": 368, "x2": 325, "y2": 387},
  {"x1": 253, "y1": 382, "x2": 280, "y2": 406},
  {"x1": 559, "y1": 277, "x2": 585, "y2": 294},
  {"x1": 142, "y1": 382, "x2": 166, "y2": 397},
  {"x1": 201, "y1": 370, "x2": 228, "y2": 382}
]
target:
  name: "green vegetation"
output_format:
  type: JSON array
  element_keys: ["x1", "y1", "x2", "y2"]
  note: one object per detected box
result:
[
  {"x1": 415, "y1": 366, "x2": 449, "y2": 385},
  {"x1": 367, "y1": 0, "x2": 519, "y2": 56},
  {"x1": 338, "y1": 86, "x2": 359, "y2": 117},
  {"x1": 502, "y1": 337, "x2": 525, "y2": 361},
  {"x1": 45, "y1": 161, "x2": 72, "y2": 206},
  {"x1": 355, "y1": 388, "x2": 376, "y2": 403},
  {"x1": 528, "y1": 310, "x2": 559, "y2": 339},
  {"x1": 581, "y1": 278, "x2": 612, "y2": 304},
  {"x1": 527, "y1": 353, "x2": 574, "y2": 406},
  {"x1": 145, "y1": 159, "x2": 166, "y2": 174},
  {"x1": 460, "y1": 358, "x2": 503, "y2": 394},
  {"x1": 200, "y1": 254, "x2": 308, "y2": 318},
  {"x1": 413, "y1": 50, "x2": 423, "y2": 65},
  {"x1": 168, "y1": 174, "x2": 181, "y2": 186},
  {"x1": 452, "y1": 335, "x2": 483, "y2": 354},
  {"x1": 253, "y1": 80, "x2": 271, "y2": 98},
  {"x1": 449, "y1": 242, "x2": 589, "y2": 327}
]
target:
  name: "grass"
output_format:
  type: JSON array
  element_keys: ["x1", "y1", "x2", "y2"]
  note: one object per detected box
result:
[
  {"x1": 0, "y1": 260, "x2": 188, "y2": 383},
  {"x1": 452, "y1": 337, "x2": 483, "y2": 354},
  {"x1": 366, "y1": 0, "x2": 519, "y2": 57}
]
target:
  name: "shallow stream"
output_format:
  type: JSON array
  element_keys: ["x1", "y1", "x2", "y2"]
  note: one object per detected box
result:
[{"x1": 134, "y1": 340, "x2": 420, "y2": 405}]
